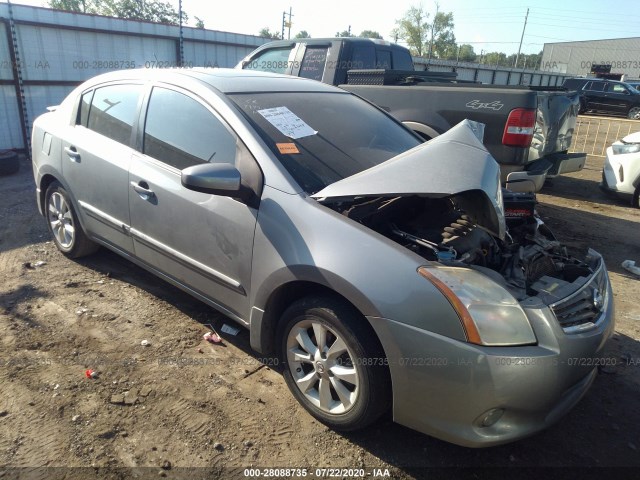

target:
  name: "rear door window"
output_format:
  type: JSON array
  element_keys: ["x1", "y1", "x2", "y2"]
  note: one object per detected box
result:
[
  {"x1": 299, "y1": 46, "x2": 328, "y2": 81},
  {"x1": 585, "y1": 81, "x2": 605, "y2": 92},
  {"x1": 86, "y1": 84, "x2": 142, "y2": 145},
  {"x1": 143, "y1": 87, "x2": 237, "y2": 170}
]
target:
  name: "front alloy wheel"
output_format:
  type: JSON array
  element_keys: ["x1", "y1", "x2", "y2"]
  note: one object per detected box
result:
[
  {"x1": 286, "y1": 319, "x2": 359, "y2": 414},
  {"x1": 279, "y1": 296, "x2": 390, "y2": 431}
]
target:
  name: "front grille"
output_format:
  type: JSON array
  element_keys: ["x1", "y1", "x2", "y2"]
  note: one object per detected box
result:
[{"x1": 550, "y1": 264, "x2": 608, "y2": 333}]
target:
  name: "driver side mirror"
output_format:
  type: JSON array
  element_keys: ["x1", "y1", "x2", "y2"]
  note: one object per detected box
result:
[{"x1": 181, "y1": 163, "x2": 241, "y2": 196}]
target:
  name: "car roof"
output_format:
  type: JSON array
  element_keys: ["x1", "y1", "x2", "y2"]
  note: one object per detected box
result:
[
  {"x1": 254, "y1": 37, "x2": 404, "y2": 48},
  {"x1": 78, "y1": 67, "x2": 344, "y2": 94}
]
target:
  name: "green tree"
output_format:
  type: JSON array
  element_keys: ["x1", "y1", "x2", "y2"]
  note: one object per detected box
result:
[
  {"x1": 295, "y1": 30, "x2": 311, "y2": 38},
  {"x1": 457, "y1": 44, "x2": 476, "y2": 62},
  {"x1": 359, "y1": 30, "x2": 383, "y2": 39},
  {"x1": 258, "y1": 27, "x2": 282, "y2": 39},
  {"x1": 51, "y1": 0, "x2": 188, "y2": 25},
  {"x1": 482, "y1": 51, "x2": 508, "y2": 67},
  {"x1": 194, "y1": 16, "x2": 205, "y2": 29},
  {"x1": 431, "y1": 11, "x2": 456, "y2": 59},
  {"x1": 335, "y1": 29, "x2": 354, "y2": 37},
  {"x1": 392, "y1": 5, "x2": 429, "y2": 56},
  {"x1": 48, "y1": 0, "x2": 97, "y2": 13}
]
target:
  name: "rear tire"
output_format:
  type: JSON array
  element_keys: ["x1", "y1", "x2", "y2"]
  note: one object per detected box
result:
[
  {"x1": 633, "y1": 186, "x2": 640, "y2": 209},
  {"x1": 628, "y1": 107, "x2": 640, "y2": 120},
  {"x1": 0, "y1": 150, "x2": 19, "y2": 176},
  {"x1": 45, "y1": 181, "x2": 99, "y2": 258},
  {"x1": 278, "y1": 295, "x2": 391, "y2": 431}
]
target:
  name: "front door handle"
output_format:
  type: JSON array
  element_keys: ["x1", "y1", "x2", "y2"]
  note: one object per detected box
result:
[
  {"x1": 130, "y1": 181, "x2": 155, "y2": 199},
  {"x1": 64, "y1": 146, "x2": 80, "y2": 161}
]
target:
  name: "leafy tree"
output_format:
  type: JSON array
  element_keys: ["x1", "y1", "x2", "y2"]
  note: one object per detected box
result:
[
  {"x1": 194, "y1": 16, "x2": 204, "y2": 29},
  {"x1": 48, "y1": 0, "x2": 97, "y2": 13},
  {"x1": 51, "y1": 0, "x2": 188, "y2": 25},
  {"x1": 457, "y1": 44, "x2": 476, "y2": 62},
  {"x1": 431, "y1": 11, "x2": 456, "y2": 59},
  {"x1": 295, "y1": 30, "x2": 311, "y2": 38},
  {"x1": 482, "y1": 51, "x2": 508, "y2": 66},
  {"x1": 335, "y1": 30, "x2": 354, "y2": 37},
  {"x1": 392, "y1": 5, "x2": 429, "y2": 56},
  {"x1": 258, "y1": 27, "x2": 282, "y2": 39},
  {"x1": 359, "y1": 30, "x2": 383, "y2": 39}
]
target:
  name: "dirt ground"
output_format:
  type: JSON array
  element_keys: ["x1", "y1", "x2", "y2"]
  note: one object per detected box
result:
[{"x1": 1, "y1": 150, "x2": 639, "y2": 480}]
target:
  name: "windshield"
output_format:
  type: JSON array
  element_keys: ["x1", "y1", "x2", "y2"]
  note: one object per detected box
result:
[{"x1": 229, "y1": 92, "x2": 421, "y2": 194}]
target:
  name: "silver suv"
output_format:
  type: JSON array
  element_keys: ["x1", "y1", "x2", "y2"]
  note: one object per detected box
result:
[{"x1": 31, "y1": 68, "x2": 614, "y2": 447}]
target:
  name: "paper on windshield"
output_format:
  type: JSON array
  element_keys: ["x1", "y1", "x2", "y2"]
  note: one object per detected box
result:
[{"x1": 258, "y1": 106, "x2": 317, "y2": 139}]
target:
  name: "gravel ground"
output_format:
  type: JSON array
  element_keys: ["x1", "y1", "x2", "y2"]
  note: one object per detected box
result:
[{"x1": 0, "y1": 151, "x2": 639, "y2": 480}]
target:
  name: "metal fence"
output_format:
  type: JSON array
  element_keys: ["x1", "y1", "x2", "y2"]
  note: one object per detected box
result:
[
  {"x1": 570, "y1": 116, "x2": 640, "y2": 157},
  {"x1": 0, "y1": 3, "x2": 269, "y2": 151}
]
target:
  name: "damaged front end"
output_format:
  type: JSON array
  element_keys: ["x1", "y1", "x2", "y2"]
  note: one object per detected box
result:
[{"x1": 313, "y1": 121, "x2": 607, "y2": 335}]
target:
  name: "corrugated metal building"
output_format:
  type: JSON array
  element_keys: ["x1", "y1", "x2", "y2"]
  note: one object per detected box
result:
[
  {"x1": 0, "y1": 3, "x2": 269, "y2": 150},
  {"x1": 541, "y1": 37, "x2": 640, "y2": 79}
]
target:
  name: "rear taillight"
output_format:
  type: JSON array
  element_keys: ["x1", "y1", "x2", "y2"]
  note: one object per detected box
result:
[{"x1": 502, "y1": 108, "x2": 536, "y2": 147}]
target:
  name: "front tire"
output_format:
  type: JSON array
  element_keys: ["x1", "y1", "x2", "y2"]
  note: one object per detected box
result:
[
  {"x1": 278, "y1": 295, "x2": 390, "y2": 431},
  {"x1": 45, "y1": 181, "x2": 99, "y2": 258},
  {"x1": 628, "y1": 107, "x2": 640, "y2": 120},
  {"x1": 633, "y1": 186, "x2": 640, "y2": 209}
]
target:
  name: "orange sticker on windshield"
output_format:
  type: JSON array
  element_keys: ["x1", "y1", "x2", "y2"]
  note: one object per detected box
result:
[{"x1": 277, "y1": 143, "x2": 300, "y2": 154}]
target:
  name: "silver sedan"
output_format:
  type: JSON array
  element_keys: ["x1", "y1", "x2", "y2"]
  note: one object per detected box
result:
[{"x1": 31, "y1": 68, "x2": 614, "y2": 447}]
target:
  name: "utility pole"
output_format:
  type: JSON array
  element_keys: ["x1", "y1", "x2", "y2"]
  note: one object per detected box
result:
[
  {"x1": 282, "y1": 7, "x2": 293, "y2": 40},
  {"x1": 428, "y1": 2, "x2": 439, "y2": 62},
  {"x1": 514, "y1": 8, "x2": 529, "y2": 68},
  {"x1": 178, "y1": 0, "x2": 184, "y2": 66}
]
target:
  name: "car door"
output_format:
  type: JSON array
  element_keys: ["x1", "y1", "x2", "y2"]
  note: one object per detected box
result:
[
  {"x1": 582, "y1": 81, "x2": 606, "y2": 111},
  {"x1": 128, "y1": 85, "x2": 261, "y2": 321},
  {"x1": 604, "y1": 82, "x2": 632, "y2": 114},
  {"x1": 61, "y1": 83, "x2": 144, "y2": 254}
]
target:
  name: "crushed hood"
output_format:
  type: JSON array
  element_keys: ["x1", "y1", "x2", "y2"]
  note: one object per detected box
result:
[{"x1": 312, "y1": 120, "x2": 506, "y2": 239}]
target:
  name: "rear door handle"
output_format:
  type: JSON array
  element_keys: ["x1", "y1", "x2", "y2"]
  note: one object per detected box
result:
[
  {"x1": 130, "y1": 180, "x2": 155, "y2": 199},
  {"x1": 64, "y1": 146, "x2": 80, "y2": 161}
]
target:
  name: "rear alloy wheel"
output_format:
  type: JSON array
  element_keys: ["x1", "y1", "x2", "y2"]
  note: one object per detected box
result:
[
  {"x1": 279, "y1": 296, "x2": 390, "y2": 431},
  {"x1": 628, "y1": 107, "x2": 640, "y2": 120},
  {"x1": 45, "y1": 181, "x2": 99, "y2": 258}
]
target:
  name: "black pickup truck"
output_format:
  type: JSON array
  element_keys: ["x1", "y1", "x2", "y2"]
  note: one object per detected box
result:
[{"x1": 237, "y1": 38, "x2": 586, "y2": 191}]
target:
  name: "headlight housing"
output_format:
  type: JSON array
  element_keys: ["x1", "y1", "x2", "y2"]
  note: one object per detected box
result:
[
  {"x1": 612, "y1": 143, "x2": 640, "y2": 155},
  {"x1": 418, "y1": 266, "x2": 536, "y2": 346}
]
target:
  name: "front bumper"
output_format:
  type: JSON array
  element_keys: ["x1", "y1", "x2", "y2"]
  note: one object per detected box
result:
[
  {"x1": 368, "y1": 263, "x2": 615, "y2": 447},
  {"x1": 600, "y1": 149, "x2": 635, "y2": 202}
]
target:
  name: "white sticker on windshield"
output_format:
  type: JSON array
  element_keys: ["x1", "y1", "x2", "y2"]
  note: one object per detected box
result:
[{"x1": 257, "y1": 106, "x2": 317, "y2": 140}]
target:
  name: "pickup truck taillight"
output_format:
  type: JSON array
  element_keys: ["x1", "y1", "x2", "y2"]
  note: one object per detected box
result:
[{"x1": 502, "y1": 108, "x2": 536, "y2": 147}]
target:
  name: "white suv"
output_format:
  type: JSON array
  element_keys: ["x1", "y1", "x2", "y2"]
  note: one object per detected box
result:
[{"x1": 602, "y1": 131, "x2": 640, "y2": 208}]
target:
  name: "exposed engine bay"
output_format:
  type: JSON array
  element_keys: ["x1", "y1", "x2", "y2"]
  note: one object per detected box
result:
[{"x1": 323, "y1": 193, "x2": 597, "y2": 302}]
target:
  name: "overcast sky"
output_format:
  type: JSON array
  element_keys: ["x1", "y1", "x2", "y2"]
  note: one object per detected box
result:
[{"x1": 10, "y1": 0, "x2": 640, "y2": 55}]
